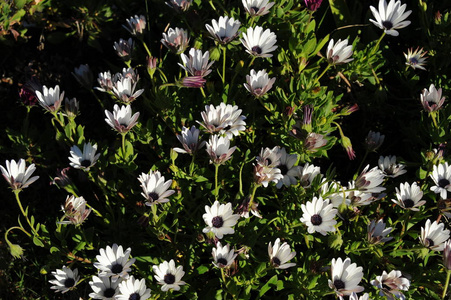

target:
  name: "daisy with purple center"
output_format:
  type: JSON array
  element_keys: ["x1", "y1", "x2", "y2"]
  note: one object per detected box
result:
[{"x1": 203, "y1": 201, "x2": 240, "y2": 239}]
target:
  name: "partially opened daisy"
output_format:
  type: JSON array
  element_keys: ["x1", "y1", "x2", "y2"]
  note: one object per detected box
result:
[
  {"x1": 68, "y1": 142, "x2": 101, "y2": 171},
  {"x1": 123, "y1": 15, "x2": 146, "y2": 36},
  {"x1": 179, "y1": 48, "x2": 214, "y2": 77},
  {"x1": 35, "y1": 85, "x2": 64, "y2": 113},
  {"x1": 206, "y1": 135, "x2": 237, "y2": 165},
  {"x1": 326, "y1": 39, "x2": 353, "y2": 65},
  {"x1": 300, "y1": 196, "x2": 337, "y2": 236},
  {"x1": 203, "y1": 201, "x2": 240, "y2": 239},
  {"x1": 369, "y1": 0, "x2": 412, "y2": 36},
  {"x1": 420, "y1": 84, "x2": 446, "y2": 112},
  {"x1": 240, "y1": 26, "x2": 277, "y2": 58},
  {"x1": 242, "y1": 0, "x2": 275, "y2": 16},
  {"x1": 378, "y1": 155, "x2": 406, "y2": 178},
  {"x1": 254, "y1": 146, "x2": 283, "y2": 187},
  {"x1": 173, "y1": 125, "x2": 206, "y2": 154},
  {"x1": 198, "y1": 103, "x2": 247, "y2": 138},
  {"x1": 60, "y1": 195, "x2": 92, "y2": 226},
  {"x1": 152, "y1": 259, "x2": 186, "y2": 292},
  {"x1": 350, "y1": 292, "x2": 370, "y2": 300},
  {"x1": 48, "y1": 266, "x2": 79, "y2": 293},
  {"x1": 355, "y1": 165, "x2": 386, "y2": 194},
  {"x1": 112, "y1": 76, "x2": 144, "y2": 104},
  {"x1": 371, "y1": 270, "x2": 410, "y2": 300},
  {"x1": 105, "y1": 104, "x2": 140, "y2": 134},
  {"x1": 365, "y1": 131, "x2": 385, "y2": 152},
  {"x1": 116, "y1": 276, "x2": 151, "y2": 300},
  {"x1": 244, "y1": 69, "x2": 276, "y2": 97},
  {"x1": 93, "y1": 244, "x2": 136, "y2": 282},
  {"x1": 212, "y1": 241, "x2": 237, "y2": 268},
  {"x1": 161, "y1": 27, "x2": 190, "y2": 54},
  {"x1": 275, "y1": 147, "x2": 299, "y2": 188},
  {"x1": 392, "y1": 182, "x2": 426, "y2": 211},
  {"x1": 166, "y1": 0, "x2": 192, "y2": 12},
  {"x1": 368, "y1": 219, "x2": 393, "y2": 244},
  {"x1": 268, "y1": 238, "x2": 296, "y2": 269},
  {"x1": 404, "y1": 47, "x2": 428, "y2": 70},
  {"x1": 113, "y1": 38, "x2": 134, "y2": 60},
  {"x1": 138, "y1": 170, "x2": 175, "y2": 206},
  {"x1": 205, "y1": 16, "x2": 241, "y2": 44},
  {"x1": 296, "y1": 162, "x2": 321, "y2": 188},
  {"x1": 95, "y1": 71, "x2": 114, "y2": 93},
  {"x1": 328, "y1": 257, "x2": 364, "y2": 297},
  {"x1": 430, "y1": 162, "x2": 451, "y2": 199},
  {"x1": 1, "y1": 158, "x2": 39, "y2": 191},
  {"x1": 420, "y1": 219, "x2": 450, "y2": 251},
  {"x1": 89, "y1": 276, "x2": 119, "y2": 299}
]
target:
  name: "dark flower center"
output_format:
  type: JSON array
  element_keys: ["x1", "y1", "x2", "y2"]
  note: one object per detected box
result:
[
  {"x1": 272, "y1": 256, "x2": 281, "y2": 266},
  {"x1": 104, "y1": 287, "x2": 116, "y2": 298},
  {"x1": 426, "y1": 238, "x2": 434, "y2": 247},
  {"x1": 251, "y1": 6, "x2": 260, "y2": 14},
  {"x1": 80, "y1": 159, "x2": 91, "y2": 168},
  {"x1": 64, "y1": 277, "x2": 75, "y2": 288},
  {"x1": 129, "y1": 293, "x2": 140, "y2": 300},
  {"x1": 217, "y1": 257, "x2": 228, "y2": 267},
  {"x1": 266, "y1": 158, "x2": 272, "y2": 165},
  {"x1": 279, "y1": 164, "x2": 288, "y2": 175},
  {"x1": 251, "y1": 46, "x2": 262, "y2": 55},
  {"x1": 164, "y1": 273, "x2": 176, "y2": 284},
  {"x1": 382, "y1": 21, "x2": 393, "y2": 29},
  {"x1": 311, "y1": 214, "x2": 322, "y2": 225},
  {"x1": 111, "y1": 263, "x2": 123, "y2": 274},
  {"x1": 402, "y1": 199, "x2": 415, "y2": 208},
  {"x1": 409, "y1": 57, "x2": 418, "y2": 64},
  {"x1": 148, "y1": 192, "x2": 159, "y2": 201},
  {"x1": 334, "y1": 279, "x2": 345, "y2": 290},
  {"x1": 439, "y1": 179, "x2": 450, "y2": 188},
  {"x1": 427, "y1": 101, "x2": 436, "y2": 107},
  {"x1": 212, "y1": 216, "x2": 224, "y2": 228}
]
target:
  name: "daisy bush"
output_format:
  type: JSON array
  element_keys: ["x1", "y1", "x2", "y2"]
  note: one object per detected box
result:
[{"x1": 1, "y1": 0, "x2": 451, "y2": 299}]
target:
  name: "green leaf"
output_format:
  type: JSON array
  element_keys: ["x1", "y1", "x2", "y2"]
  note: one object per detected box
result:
[
  {"x1": 328, "y1": 233, "x2": 343, "y2": 250},
  {"x1": 50, "y1": 247, "x2": 60, "y2": 254},
  {"x1": 196, "y1": 265, "x2": 209, "y2": 275},
  {"x1": 14, "y1": 0, "x2": 26, "y2": 9},
  {"x1": 259, "y1": 275, "x2": 278, "y2": 297},
  {"x1": 33, "y1": 236, "x2": 44, "y2": 247}
]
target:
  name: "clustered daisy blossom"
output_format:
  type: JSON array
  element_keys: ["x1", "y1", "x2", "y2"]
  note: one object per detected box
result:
[
  {"x1": 203, "y1": 201, "x2": 240, "y2": 239},
  {"x1": 275, "y1": 147, "x2": 299, "y2": 188},
  {"x1": 242, "y1": 0, "x2": 275, "y2": 16},
  {"x1": 430, "y1": 162, "x2": 451, "y2": 199},
  {"x1": 152, "y1": 259, "x2": 186, "y2": 291},
  {"x1": 206, "y1": 135, "x2": 237, "y2": 165},
  {"x1": 198, "y1": 103, "x2": 247, "y2": 138},
  {"x1": 420, "y1": 84, "x2": 446, "y2": 112},
  {"x1": 420, "y1": 219, "x2": 450, "y2": 251},
  {"x1": 368, "y1": 219, "x2": 393, "y2": 244},
  {"x1": 48, "y1": 266, "x2": 79, "y2": 293},
  {"x1": 1, "y1": 158, "x2": 39, "y2": 190},
  {"x1": 253, "y1": 146, "x2": 283, "y2": 187},
  {"x1": 212, "y1": 241, "x2": 237, "y2": 268},
  {"x1": 138, "y1": 170, "x2": 175, "y2": 206},
  {"x1": 36, "y1": 85, "x2": 64, "y2": 113},
  {"x1": 205, "y1": 16, "x2": 241, "y2": 44},
  {"x1": 241, "y1": 26, "x2": 278, "y2": 58},
  {"x1": 378, "y1": 155, "x2": 406, "y2": 178},
  {"x1": 326, "y1": 38, "x2": 354, "y2": 65},
  {"x1": 60, "y1": 195, "x2": 92, "y2": 226},
  {"x1": 300, "y1": 196, "x2": 337, "y2": 235},
  {"x1": 68, "y1": 142, "x2": 101, "y2": 171},
  {"x1": 329, "y1": 257, "x2": 364, "y2": 297},
  {"x1": 244, "y1": 69, "x2": 276, "y2": 97},
  {"x1": 369, "y1": 0, "x2": 412, "y2": 36},
  {"x1": 161, "y1": 27, "x2": 190, "y2": 54},
  {"x1": 392, "y1": 182, "x2": 426, "y2": 211},
  {"x1": 179, "y1": 48, "x2": 214, "y2": 77},
  {"x1": 93, "y1": 244, "x2": 136, "y2": 282},
  {"x1": 173, "y1": 125, "x2": 206, "y2": 154},
  {"x1": 105, "y1": 104, "x2": 140, "y2": 133},
  {"x1": 89, "y1": 275, "x2": 119, "y2": 299},
  {"x1": 116, "y1": 276, "x2": 151, "y2": 300},
  {"x1": 371, "y1": 270, "x2": 410, "y2": 300},
  {"x1": 123, "y1": 15, "x2": 146, "y2": 36},
  {"x1": 268, "y1": 238, "x2": 296, "y2": 269},
  {"x1": 404, "y1": 47, "x2": 428, "y2": 70}
]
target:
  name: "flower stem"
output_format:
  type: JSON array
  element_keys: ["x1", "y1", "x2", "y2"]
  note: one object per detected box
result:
[
  {"x1": 430, "y1": 112, "x2": 438, "y2": 128},
  {"x1": 121, "y1": 133, "x2": 127, "y2": 159},
  {"x1": 151, "y1": 204, "x2": 158, "y2": 226},
  {"x1": 14, "y1": 190, "x2": 39, "y2": 237},
  {"x1": 220, "y1": 268, "x2": 227, "y2": 285},
  {"x1": 141, "y1": 39, "x2": 152, "y2": 57},
  {"x1": 442, "y1": 269, "x2": 451, "y2": 299},
  {"x1": 214, "y1": 164, "x2": 220, "y2": 200},
  {"x1": 222, "y1": 46, "x2": 227, "y2": 85},
  {"x1": 371, "y1": 32, "x2": 386, "y2": 55},
  {"x1": 314, "y1": 63, "x2": 331, "y2": 85},
  {"x1": 200, "y1": 87, "x2": 207, "y2": 98},
  {"x1": 248, "y1": 183, "x2": 260, "y2": 210}
]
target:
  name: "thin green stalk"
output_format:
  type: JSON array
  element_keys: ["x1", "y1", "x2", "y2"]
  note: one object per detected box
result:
[
  {"x1": 371, "y1": 32, "x2": 386, "y2": 55},
  {"x1": 5, "y1": 226, "x2": 31, "y2": 239},
  {"x1": 121, "y1": 133, "x2": 127, "y2": 159},
  {"x1": 200, "y1": 87, "x2": 207, "y2": 98},
  {"x1": 222, "y1": 45, "x2": 227, "y2": 85},
  {"x1": 220, "y1": 268, "x2": 227, "y2": 285},
  {"x1": 314, "y1": 63, "x2": 331, "y2": 84},
  {"x1": 248, "y1": 56, "x2": 256, "y2": 68},
  {"x1": 14, "y1": 190, "x2": 39, "y2": 237},
  {"x1": 248, "y1": 183, "x2": 260, "y2": 209},
  {"x1": 214, "y1": 164, "x2": 220, "y2": 200},
  {"x1": 151, "y1": 204, "x2": 158, "y2": 226},
  {"x1": 443, "y1": 269, "x2": 451, "y2": 300},
  {"x1": 430, "y1": 112, "x2": 438, "y2": 128},
  {"x1": 141, "y1": 39, "x2": 152, "y2": 57}
]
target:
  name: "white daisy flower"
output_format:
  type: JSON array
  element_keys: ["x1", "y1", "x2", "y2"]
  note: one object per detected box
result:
[
  {"x1": 48, "y1": 266, "x2": 79, "y2": 293},
  {"x1": 203, "y1": 201, "x2": 240, "y2": 239},
  {"x1": 365, "y1": 131, "x2": 385, "y2": 152},
  {"x1": 161, "y1": 27, "x2": 190, "y2": 54},
  {"x1": 368, "y1": 219, "x2": 393, "y2": 244},
  {"x1": 123, "y1": 15, "x2": 146, "y2": 36},
  {"x1": 198, "y1": 103, "x2": 247, "y2": 139},
  {"x1": 60, "y1": 195, "x2": 92, "y2": 226},
  {"x1": 378, "y1": 155, "x2": 406, "y2": 178},
  {"x1": 392, "y1": 182, "x2": 426, "y2": 211},
  {"x1": 349, "y1": 292, "x2": 370, "y2": 300},
  {"x1": 346, "y1": 181, "x2": 375, "y2": 206},
  {"x1": 68, "y1": 142, "x2": 101, "y2": 171},
  {"x1": 296, "y1": 162, "x2": 321, "y2": 188},
  {"x1": 174, "y1": 125, "x2": 206, "y2": 154},
  {"x1": 420, "y1": 84, "x2": 446, "y2": 112},
  {"x1": 113, "y1": 38, "x2": 134, "y2": 59},
  {"x1": 244, "y1": 69, "x2": 276, "y2": 97},
  {"x1": 212, "y1": 241, "x2": 237, "y2": 268},
  {"x1": 179, "y1": 48, "x2": 214, "y2": 77},
  {"x1": 404, "y1": 47, "x2": 428, "y2": 71},
  {"x1": 138, "y1": 170, "x2": 175, "y2": 206},
  {"x1": 64, "y1": 97, "x2": 79, "y2": 119},
  {"x1": 430, "y1": 162, "x2": 451, "y2": 199},
  {"x1": 166, "y1": 0, "x2": 192, "y2": 12},
  {"x1": 95, "y1": 71, "x2": 114, "y2": 93},
  {"x1": 369, "y1": 0, "x2": 412, "y2": 36},
  {"x1": 206, "y1": 135, "x2": 237, "y2": 165},
  {"x1": 112, "y1": 76, "x2": 144, "y2": 104},
  {"x1": 371, "y1": 270, "x2": 410, "y2": 300},
  {"x1": 152, "y1": 259, "x2": 186, "y2": 292},
  {"x1": 89, "y1": 276, "x2": 119, "y2": 299},
  {"x1": 242, "y1": 0, "x2": 275, "y2": 16},
  {"x1": 443, "y1": 240, "x2": 451, "y2": 270},
  {"x1": 72, "y1": 64, "x2": 93, "y2": 89},
  {"x1": 93, "y1": 244, "x2": 136, "y2": 282},
  {"x1": 116, "y1": 276, "x2": 151, "y2": 300},
  {"x1": 320, "y1": 179, "x2": 350, "y2": 208},
  {"x1": 105, "y1": 104, "x2": 140, "y2": 134},
  {"x1": 240, "y1": 26, "x2": 277, "y2": 58},
  {"x1": 268, "y1": 238, "x2": 296, "y2": 269},
  {"x1": 0, "y1": 158, "x2": 39, "y2": 190},
  {"x1": 205, "y1": 16, "x2": 241, "y2": 44},
  {"x1": 254, "y1": 146, "x2": 283, "y2": 187},
  {"x1": 420, "y1": 219, "x2": 450, "y2": 251},
  {"x1": 304, "y1": 132, "x2": 328, "y2": 152},
  {"x1": 300, "y1": 196, "x2": 337, "y2": 236},
  {"x1": 326, "y1": 38, "x2": 353, "y2": 65},
  {"x1": 35, "y1": 85, "x2": 64, "y2": 113},
  {"x1": 274, "y1": 147, "x2": 298, "y2": 188},
  {"x1": 355, "y1": 165, "x2": 386, "y2": 193},
  {"x1": 328, "y1": 257, "x2": 364, "y2": 297}
]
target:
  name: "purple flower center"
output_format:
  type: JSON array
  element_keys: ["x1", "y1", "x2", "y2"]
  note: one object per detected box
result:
[
  {"x1": 311, "y1": 214, "x2": 322, "y2": 225},
  {"x1": 334, "y1": 279, "x2": 345, "y2": 290},
  {"x1": 250, "y1": 6, "x2": 260, "y2": 14},
  {"x1": 402, "y1": 199, "x2": 414, "y2": 208},
  {"x1": 64, "y1": 277, "x2": 75, "y2": 288},
  {"x1": 426, "y1": 238, "x2": 434, "y2": 247},
  {"x1": 279, "y1": 164, "x2": 288, "y2": 175},
  {"x1": 212, "y1": 216, "x2": 224, "y2": 228},
  {"x1": 104, "y1": 287, "x2": 116, "y2": 298},
  {"x1": 129, "y1": 293, "x2": 141, "y2": 300},
  {"x1": 251, "y1": 46, "x2": 262, "y2": 55},
  {"x1": 164, "y1": 273, "x2": 176, "y2": 284},
  {"x1": 111, "y1": 263, "x2": 123, "y2": 274},
  {"x1": 271, "y1": 256, "x2": 281, "y2": 267},
  {"x1": 217, "y1": 257, "x2": 228, "y2": 267},
  {"x1": 148, "y1": 192, "x2": 159, "y2": 201},
  {"x1": 80, "y1": 159, "x2": 91, "y2": 168},
  {"x1": 382, "y1": 21, "x2": 393, "y2": 30},
  {"x1": 439, "y1": 178, "x2": 450, "y2": 188}
]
